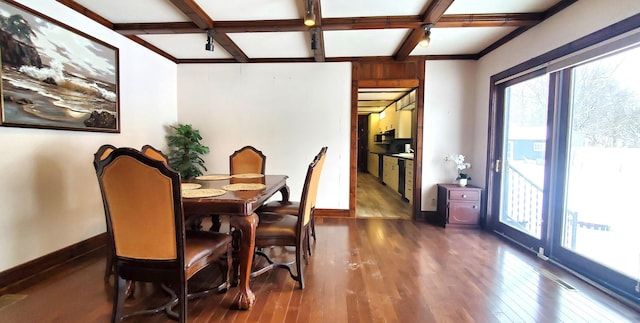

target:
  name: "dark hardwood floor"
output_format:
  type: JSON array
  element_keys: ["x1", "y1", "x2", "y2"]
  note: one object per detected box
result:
[
  {"x1": 356, "y1": 171, "x2": 411, "y2": 219},
  {"x1": 1, "y1": 218, "x2": 638, "y2": 322}
]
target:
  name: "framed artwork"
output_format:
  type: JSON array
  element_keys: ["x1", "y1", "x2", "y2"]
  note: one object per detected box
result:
[{"x1": 0, "y1": 0, "x2": 119, "y2": 133}]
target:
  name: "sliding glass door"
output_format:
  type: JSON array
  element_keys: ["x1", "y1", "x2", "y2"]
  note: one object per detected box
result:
[
  {"x1": 494, "y1": 73, "x2": 550, "y2": 250},
  {"x1": 553, "y1": 46, "x2": 640, "y2": 300},
  {"x1": 489, "y1": 44, "x2": 640, "y2": 304}
]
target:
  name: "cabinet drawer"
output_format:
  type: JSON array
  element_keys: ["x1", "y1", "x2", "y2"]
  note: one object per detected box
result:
[{"x1": 448, "y1": 190, "x2": 479, "y2": 201}]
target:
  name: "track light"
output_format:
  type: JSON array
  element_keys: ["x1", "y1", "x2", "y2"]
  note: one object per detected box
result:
[
  {"x1": 419, "y1": 24, "x2": 433, "y2": 48},
  {"x1": 205, "y1": 30, "x2": 214, "y2": 52},
  {"x1": 304, "y1": 0, "x2": 316, "y2": 27}
]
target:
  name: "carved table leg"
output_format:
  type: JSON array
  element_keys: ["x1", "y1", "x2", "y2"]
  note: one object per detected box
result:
[{"x1": 229, "y1": 213, "x2": 258, "y2": 310}]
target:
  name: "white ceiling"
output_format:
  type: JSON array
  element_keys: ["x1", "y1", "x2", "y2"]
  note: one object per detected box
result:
[
  {"x1": 66, "y1": 0, "x2": 570, "y2": 112},
  {"x1": 70, "y1": 0, "x2": 567, "y2": 61}
]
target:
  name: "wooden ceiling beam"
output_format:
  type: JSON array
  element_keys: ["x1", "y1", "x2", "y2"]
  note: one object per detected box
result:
[
  {"x1": 168, "y1": 0, "x2": 249, "y2": 63},
  {"x1": 112, "y1": 13, "x2": 543, "y2": 35},
  {"x1": 394, "y1": 0, "x2": 454, "y2": 61},
  {"x1": 311, "y1": 0, "x2": 325, "y2": 62}
]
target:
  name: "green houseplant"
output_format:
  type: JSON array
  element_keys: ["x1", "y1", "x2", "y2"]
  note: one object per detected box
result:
[{"x1": 166, "y1": 123, "x2": 209, "y2": 179}]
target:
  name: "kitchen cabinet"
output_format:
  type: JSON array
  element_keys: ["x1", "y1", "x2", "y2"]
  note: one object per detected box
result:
[
  {"x1": 382, "y1": 155, "x2": 399, "y2": 193},
  {"x1": 368, "y1": 153, "x2": 379, "y2": 177},
  {"x1": 379, "y1": 104, "x2": 397, "y2": 132},
  {"x1": 396, "y1": 110, "x2": 412, "y2": 138},
  {"x1": 405, "y1": 160, "x2": 413, "y2": 204},
  {"x1": 436, "y1": 184, "x2": 481, "y2": 228}
]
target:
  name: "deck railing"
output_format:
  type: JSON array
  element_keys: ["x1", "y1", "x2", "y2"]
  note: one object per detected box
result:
[{"x1": 502, "y1": 164, "x2": 544, "y2": 238}]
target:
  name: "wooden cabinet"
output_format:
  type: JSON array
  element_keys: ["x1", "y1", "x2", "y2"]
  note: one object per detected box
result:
[
  {"x1": 382, "y1": 155, "x2": 399, "y2": 193},
  {"x1": 436, "y1": 184, "x2": 481, "y2": 228},
  {"x1": 405, "y1": 160, "x2": 413, "y2": 204},
  {"x1": 368, "y1": 153, "x2": 379, "y2": 177}
]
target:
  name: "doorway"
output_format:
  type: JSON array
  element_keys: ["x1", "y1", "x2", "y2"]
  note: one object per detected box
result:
[
  {"x1": 349, "y1": 59, "x2": 425, "y2": 220},
  {"x1": 356, "y1": 112, "x2": 412, "y2": 219}
]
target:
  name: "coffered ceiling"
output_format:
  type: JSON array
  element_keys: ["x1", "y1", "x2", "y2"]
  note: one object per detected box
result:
[
  {"x1": 61, "y1": 0, "x2": 575, "y2": 63},
  {"x1": 56, "y1": 0, "x2": 576, "y2": 113}
]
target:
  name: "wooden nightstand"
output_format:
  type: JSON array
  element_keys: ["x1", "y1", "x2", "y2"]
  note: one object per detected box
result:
[{"x1": 436, "y1": 184, "x2": 482, "y2": 228}]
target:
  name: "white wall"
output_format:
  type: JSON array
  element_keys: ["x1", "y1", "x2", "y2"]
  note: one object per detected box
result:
[
  {"x1": 422, "y1": 61, "x2": 477, "y2": 211},
  {"x1": 473, "y1": 0, "x2": 640, "y2": 186},
  {"x1": 177, "y1": 63, "x2": 351, "y2": 210},
  {"x1": 0, "y1": 0, "x2": 178, "y2": 272}
]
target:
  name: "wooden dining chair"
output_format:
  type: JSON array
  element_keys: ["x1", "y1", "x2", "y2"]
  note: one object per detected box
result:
[
  {"x1": 93, "y1": 144, "x2": 117, "y2": 282},
  {"x1": 94, "y1": 147, "x2": 232, "y2": 322},
  {"x1": 258, "y1": 147, "x2": 327, "y2": 257},
  {"x1": 251, "y1": 147, "x2": 327, "y2": 289},
  {"x1": 205, "y1": 145, "x2": 267, "y2": 232},
  {"x1": 229, "y1": 145, "x2": 266, "y2": 175}
]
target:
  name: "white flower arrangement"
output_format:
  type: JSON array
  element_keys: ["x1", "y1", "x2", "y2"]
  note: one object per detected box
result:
[{"x1": 445, "y1": 154, "x2": 471, "y2": 180}]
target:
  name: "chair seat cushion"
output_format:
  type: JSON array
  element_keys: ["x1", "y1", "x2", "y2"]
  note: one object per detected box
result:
[
  {"x1": 184, "y1": 231, "x2": 232, "y2": 276},
  {"x1": 259, "y1": 200, "x2": 300, "y2": 216},
  {"x1": 255, "y1": 212, "x2": 298, "y2": 241}
]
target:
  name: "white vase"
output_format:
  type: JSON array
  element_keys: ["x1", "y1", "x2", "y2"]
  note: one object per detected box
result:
[{"x1": 457, "y1": 178, "x2": 468, "y2": 187}]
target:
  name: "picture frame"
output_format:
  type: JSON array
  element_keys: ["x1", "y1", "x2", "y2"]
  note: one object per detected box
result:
[{"x1": 0, "y1": 0, "x2": 120, "y2": 133}]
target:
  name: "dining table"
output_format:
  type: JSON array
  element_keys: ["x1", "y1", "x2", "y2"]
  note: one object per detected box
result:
[{"x1": 181, "y1": 174, "x2": 289, "y2": 310}]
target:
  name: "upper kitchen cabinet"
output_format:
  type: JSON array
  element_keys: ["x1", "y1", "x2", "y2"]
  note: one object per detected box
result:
[
  {"x1": 379, "y1": 102, "x2": 397, "y2": 132},
  {"x1": 396, "y1": 110, "x2": 412, "y2": 138}
]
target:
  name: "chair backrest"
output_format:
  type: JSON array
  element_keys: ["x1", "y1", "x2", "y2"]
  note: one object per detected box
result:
[
  {"x1": 93, "y1": 144, "x2": 117, "y2": 170},
  {"x1": 229, "y1": 146, "x2": 266, "y2": 175},
  {"x1": 95, "y1": 147, "x2": 184, "y2": 263},
  {"x1": 141, "y1": 144, "x2": 169, "y2": 164},
  {"x1": 297, "y1": 147, "x2": 328, "y2": 230}
]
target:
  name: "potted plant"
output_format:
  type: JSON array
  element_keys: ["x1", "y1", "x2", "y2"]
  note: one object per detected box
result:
[
  {"x1": 445, "y1": 153, "x2": 471, "y2": 186},
  {"x1": 166, "y1": 123, "x2": 209, "y2": 179}
]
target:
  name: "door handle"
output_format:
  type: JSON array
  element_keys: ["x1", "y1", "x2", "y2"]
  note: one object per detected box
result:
[{"x1": 495, "y1": 159, "x2": 501, "y2": 173}]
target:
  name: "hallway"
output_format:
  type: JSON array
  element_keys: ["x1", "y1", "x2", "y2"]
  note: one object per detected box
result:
[{"x1": 355, "y1": 171, "x2": 411, "y2": 219}]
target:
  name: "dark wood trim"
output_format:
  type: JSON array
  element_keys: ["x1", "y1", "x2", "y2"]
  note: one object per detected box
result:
[
  {"x1": 349, "y1": 63, "x2": 359, "y2": 218},
  {"x1": 489, "y1": 13, "x2": 640, "y2": 84},
  {"x1": 478, "y1": 0, "x2": 579, "y2": 58},
  {"x1": 168, "y1": 0, "x2": 213, "y2": 29},
  {"x1": 0, "y1": 233, "x2": 107, "y2": 294},
  {"x1": 176, "y1": 55, "x2": 477, "y2": 64},
  {"x1": 125, "y1": 35, "x2": 178, "y2": 63},
  {"x1": 412, "y1": 59, "x2": 425, "y2": 222},
  {"x1": 315, "y1": 209, "x2": 350, "y2": 218},
  {"x1": 394, "y1": 0, "x2": 454, "y2": 61},
  {"x1": 112, "y1": 14, "x2": 544, "y2": 35},
  {"x1": 436, "y1": 13, "x2": 543, "y2": 27},
  {"x1": 55, "y1": 0, "x2": 113, "y2": 28}
]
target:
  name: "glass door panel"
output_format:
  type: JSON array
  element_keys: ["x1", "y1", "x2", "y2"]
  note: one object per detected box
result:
[
  {"x1": 561, "y1": 47, "x2": 640, "y2": 279},
  {"x1": 499, "y1": 75, "x2": 549, "y2": 239}
]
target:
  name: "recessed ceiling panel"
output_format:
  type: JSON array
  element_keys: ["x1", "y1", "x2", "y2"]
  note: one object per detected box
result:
[
  {"x1": 445, "y1": 0, "x2": 561, "y2": 14},
  {"x1": 227, "y1": 32, "x2": 310, "y2": 58},
  {"x1": 322, "y1": 0, "x2": 426, "y2": 18},
  {"x1": 410, "y1": 27, "x2": 518, "y2": 55},
  {"x1": 138, "y1": 34, "x2": 233, "y2": 59},
  {"x1": 195, "y1": 0, "x2": 300, "y2": 20},
  {"x1": 324, "y1": 29, "x2": 410, "y2": 58},
  {"x1": 73, "y1": 0, "x2": 190, "y2": 23},
  {"x1": 359, "y1": 92, "x2": 404, "y2": 101}
]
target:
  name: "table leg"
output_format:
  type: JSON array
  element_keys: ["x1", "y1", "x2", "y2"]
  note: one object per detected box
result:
[
  {"x1": 229, "y1": 213, "x2": 258, "y2": 310},
  {"x1": 278, "y1": 184, "x2": 291, "y2": 203}
]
